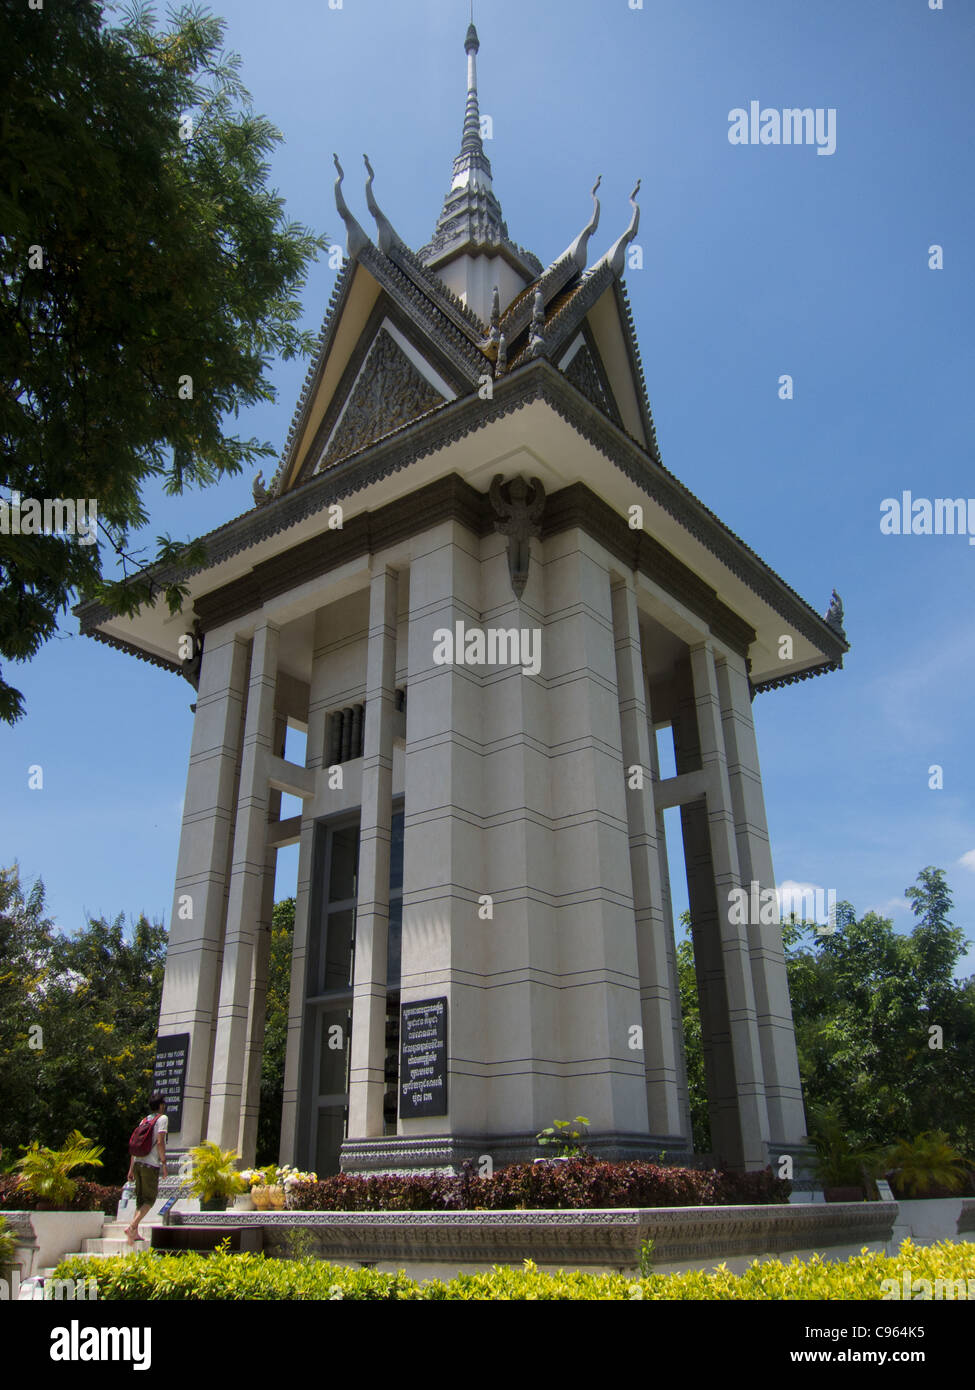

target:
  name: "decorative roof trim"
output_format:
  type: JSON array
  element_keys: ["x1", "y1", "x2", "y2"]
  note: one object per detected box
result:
[
  {"x1": 75, "y1": 359, "x2": 847, "y2": 670},
  {"x1": 268, "y1": 256, "x2": 358, "y2": 496},
  {"x1": 89, "y1": 626, "x2": 182, "y2": 676},
  {"x1": 386, "y1": 239, "x2": 491, "y2": 342},
  {"x1": 613, "y1": 278, "x2": 661, "y2": 462},
  {"x1": 508, "y1": 260, "x2": 616, "y2": 371},
  {"x1": 752, "y1": 660, "x2": 844, "y2": 695},
  {"x1": 357, "y1": 243, "x2": 489, "y2": 384}
]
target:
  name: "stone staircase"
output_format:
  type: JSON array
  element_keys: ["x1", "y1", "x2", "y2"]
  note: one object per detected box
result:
[{"x1": 35, "y1": 1219, "x2": 161, "y2": 1282}]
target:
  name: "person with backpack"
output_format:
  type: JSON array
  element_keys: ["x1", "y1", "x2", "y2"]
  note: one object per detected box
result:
[{"x1": 124, "y1": 1094, "x2": 168, "y2": 1244}]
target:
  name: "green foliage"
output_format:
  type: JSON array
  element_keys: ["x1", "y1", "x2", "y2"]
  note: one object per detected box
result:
[
  {"x1": 678, "y1": 869, "x2": 975, "y2": 1157},
  {"x1": 289, "y1": 1160, "x2": 788, "y2": 1211},
  {"x1": 255, "y1": 897, "x2": 294, "y2": 1164},
  {"x1": 786, "y1": 869, "x2": 975, "y2": 1153},
  {"x1": 675, "y1": 923, "x2": 710, "y2": 1153},
  {"x1": 0, "y1": 864, "x2": 167, "y2": 1184},
  {"x1": 52, "y1": 1239, "x2": 975, "y2": 1301},
  {"x1": 638, "y1": 1238, "x2": 655, "y2": 1277},
  {"x1": 0, "y1": 1215, "x2": 16, "y2": 1270},
  {"x1": 187, "y1": 1142, "x2": 245, "y2": 1202},
  {"x1": 13, "y1": 1131, "x2": 104, "y2": 1208},
  {"x1": 536, "y1": 1117, "x2": 591, "y2": 1157},
  {"x1": 885, "y1": 1132, "x2": 971, "y2": 1198},
  {"x1": 806, "y1": 1108, "x2": 887, "y2": 1191},
  {"x1": 0, "y1": 0, "x2": 327, "y2": 721}
]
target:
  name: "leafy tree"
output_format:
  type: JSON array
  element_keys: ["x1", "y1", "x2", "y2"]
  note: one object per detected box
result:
[
  {"x1": 785, "y1": 868, "x2": 974, "y2": 1152},
  {"x1": 0, "y1": 864, "x2": 167, "y2": 1182},
  {"x1": 675, "y1": 924, "x2": 710, "y2": 1153},
  {"x1": 256, "y1": 896, "x2": 294, "y2": 1164},
  {"x1": 678, "y1": 869, "x2": 975, "y2": 1158},
  {"x1": 0, "y1": 1, "x2": 327, "y2": 721},
  {"x1": 0, "y1": 863, "x2": 58, "y2": 1139}
]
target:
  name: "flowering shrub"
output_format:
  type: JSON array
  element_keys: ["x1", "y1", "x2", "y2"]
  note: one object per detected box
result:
[
  {"x1": 240, "y1": 1165, "x2": 317, "y2": 1191},
  {"x1": 286, "y1": 1159, "x2": 790, "y2": 1212},
  {"x1": 287, "y1": 1171, "x2": 462, "y2": 1212}
]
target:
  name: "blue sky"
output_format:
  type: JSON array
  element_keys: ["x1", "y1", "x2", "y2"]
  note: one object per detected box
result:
[{"x1": 3, "y1": 0, "x2": 974, "y2": 973}]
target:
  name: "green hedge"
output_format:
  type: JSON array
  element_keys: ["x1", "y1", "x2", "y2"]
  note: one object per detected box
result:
[{"x1": 53, "y1": 1238, "x2": 975, "y2": 1301}]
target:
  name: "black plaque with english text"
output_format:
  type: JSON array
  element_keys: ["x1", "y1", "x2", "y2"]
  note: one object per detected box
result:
[
  {"x1": 398, "y1": 998, "x2": 447, "y2": 1118},
  {"x1": 151, "y1": 1033, "x2": 189, "y2": 1132}
]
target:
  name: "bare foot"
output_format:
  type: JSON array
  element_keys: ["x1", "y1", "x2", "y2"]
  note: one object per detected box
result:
[{"x1": 125, "y1": 1227, "x2": 139, "y2": 1244}]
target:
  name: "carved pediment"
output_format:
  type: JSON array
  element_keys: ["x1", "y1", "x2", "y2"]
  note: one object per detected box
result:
[
  {"x1": 319, "y1": 327, "x2": 446, "y2": 470},
  {"x1": 564, "y1": 341, "x2": 614, "y2": 419}
]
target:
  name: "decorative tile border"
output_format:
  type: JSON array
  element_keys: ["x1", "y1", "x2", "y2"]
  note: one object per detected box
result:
[{"x1": 174, "y1": 1202, "x2": 896, "y2": 1269}]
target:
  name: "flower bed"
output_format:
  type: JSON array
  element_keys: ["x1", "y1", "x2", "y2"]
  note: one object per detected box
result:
[
  {"x1": 285, "y1": 1159, "x2": 789, "y2": 1212},
  {"x1": 0, "y1": 1175, "x2": 122, "y2": 1215}
]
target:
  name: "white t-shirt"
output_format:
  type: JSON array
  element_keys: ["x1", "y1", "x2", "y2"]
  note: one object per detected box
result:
[{"x1": 139, "y1": 1113, "x2": 169, "y2": 1168}]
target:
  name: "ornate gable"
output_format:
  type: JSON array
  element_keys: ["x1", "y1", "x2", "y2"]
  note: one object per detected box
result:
[
  {"x1": 560, "y1": 333, "x2": 623, "y2": 429},
  {"x1": 315, "y1": 326, "x2": 448, "y2": 474}
]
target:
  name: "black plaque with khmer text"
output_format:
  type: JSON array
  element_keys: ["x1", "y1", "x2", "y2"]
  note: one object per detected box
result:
[{"x1": 399, "y1": 998, "x2": 448, "y2": 1118}]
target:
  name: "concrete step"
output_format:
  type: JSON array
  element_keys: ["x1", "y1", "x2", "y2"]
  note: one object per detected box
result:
[{"x1": 81, "y1": 1236, "x2": 137, "y2": 1256}]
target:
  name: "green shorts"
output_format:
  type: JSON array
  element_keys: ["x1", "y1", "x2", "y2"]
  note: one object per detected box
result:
[{"x1": 133, "y1": 1162, "x2": 160, "y2": 1207}]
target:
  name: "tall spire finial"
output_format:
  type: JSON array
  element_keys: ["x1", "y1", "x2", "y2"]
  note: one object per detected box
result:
[
  {"x1": 461, "y1": 20, "x2": 484, "y2": 160},
  {"x1": 418, "y1": 18, "x2": 543, "y2": 291}
]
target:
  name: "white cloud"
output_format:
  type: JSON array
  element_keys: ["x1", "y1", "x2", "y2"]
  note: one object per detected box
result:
[
  {"x1": 957, "y1": 849, "x2": 975, "y2": 873},
  {"x1": 776, "y1": 880, "x2": 834, "y2": 925}
]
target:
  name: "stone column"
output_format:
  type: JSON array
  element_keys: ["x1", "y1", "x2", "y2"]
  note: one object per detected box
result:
[
  {"x1": 611, "y1": 578, "x2": 685, "y2": 1139},
  {"x1": 208, "y1": 622, "x2": 280, "y2": 1151},
  {"x1": 347, "y1": 566, "x2": 398, "y2": 1138},
  {"x1": 682, "y1": 641, "x2": 770, "y2": 1169},
  {"x1": 645, "y1": 698, "x2": 693, "y2": 1145},
  {"x1": 156, "y1": 627, "x2": 249, "y2": 1148},
  {"x1": 400, "y1": 519, "x2": 484, "y2": 1139},
  {"x1": 714, "y1": 651, "x2": 806, "y2": 1148},
  {"x1": 238, "y1": 712, "x2": 287, "y2": 1164},
  {"x1": 544, "y1": 533, "x2": 648, "y2": 1141},
  {"x1": 279, "y1": 814, "x2": 316, "y2": 1165}
]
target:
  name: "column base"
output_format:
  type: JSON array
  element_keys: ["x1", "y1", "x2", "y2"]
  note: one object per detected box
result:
[{"x1": 341, "y1": 1131, "x2": 694, "y2": 1175}]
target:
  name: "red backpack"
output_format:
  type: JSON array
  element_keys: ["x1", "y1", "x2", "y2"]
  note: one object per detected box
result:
[{"x1": 128, "y1": 1114, "x2": 160, "y2": 1158}]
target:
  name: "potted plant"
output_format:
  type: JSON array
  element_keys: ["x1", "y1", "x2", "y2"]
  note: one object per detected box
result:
[
  {"x1": 534, "y1": 1116, "x2": 591, "y2": 1163},
  {"x1": 884, "y1": 1132, "x2": 971, "y2": 1200},
  {"x1": 0, "y1": 1215, "x2": 16, "y2": 1291},
  {"x1": 12, "y1": 1131, "x2": 104, "y2": 1210},
  {"x1": 808, "y1": 1112, "x2": 885, "y2": 1201},
  {"x1": 8, "y1": 1132, "x2": 107, "y2": 1269},
  {"x1": 186, "y1": 1142, "x2": 246, "y2": 1211}
]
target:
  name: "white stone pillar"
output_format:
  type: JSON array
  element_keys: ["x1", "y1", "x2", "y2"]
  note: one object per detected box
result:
[
  {"x1": 400, "y1": 519, "x2": 484, "y2": 1138},
  {"x1": 156, "y1": 628, "x2": 249, "y2": 1148},
  {"x1": 715, "y1": 652, "x2": 806, "y2": 1148},
  {"x1": 347, "y1": 566, "x2": 398, "y2": 1138},
  {"x1": 279, "y1": 814, "x2": 316, "y2": 1165},
  {"x1": 687, "y1": 640, "x2": 771, "y2": 1169},
  {"x1": 544, "y1": 534, "x2": 648, "y2": 1139},
  {"x1": 238, "y1": 712, "x2": 286, "y2": 1164},
  {"x1": 611, "y1": 578, "x2": 685, "y2": 1139},
  {"x1": 645, "y1": 701, "x2": 694, "y2": 1145},
  {"x1": 208, "y1": 622, "x2": 280, "y2": 1150}
]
